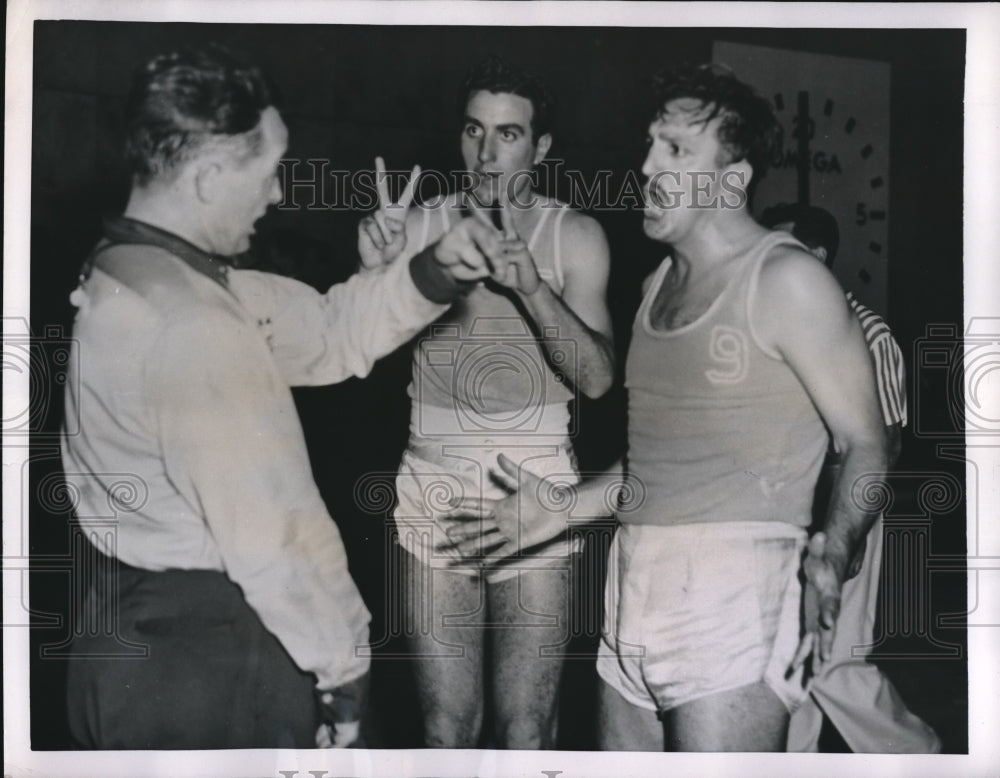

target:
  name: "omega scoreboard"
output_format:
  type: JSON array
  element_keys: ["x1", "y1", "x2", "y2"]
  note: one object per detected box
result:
[{"x1": 713, "y1": 41, "x2": 891, "y2": 316}]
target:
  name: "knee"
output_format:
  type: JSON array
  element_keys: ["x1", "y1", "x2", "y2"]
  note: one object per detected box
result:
[
  {"x1": 423, "y1": 709, "x2": 483, "y2": 748},
  {"x1": 495, "y1": 713, "x2": 557, "y2": 750}
]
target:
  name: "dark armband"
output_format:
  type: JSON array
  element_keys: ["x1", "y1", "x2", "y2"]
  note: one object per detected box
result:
[{"x1": 408, "y1": 244, "x2": 476, "y2": 303}]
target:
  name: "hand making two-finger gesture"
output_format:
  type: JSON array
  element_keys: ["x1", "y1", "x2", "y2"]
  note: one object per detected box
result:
[
  {"x1": 467, "y1": 198, "x2": 542, "y2": 295},
  {"x1": 358, "y1": 156, "x2": 420, "y2": 269}
]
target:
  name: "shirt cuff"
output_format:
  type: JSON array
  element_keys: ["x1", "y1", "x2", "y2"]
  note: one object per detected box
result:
[{"x1": 408, "y1": 244, "x2": 475, "y2": 303}]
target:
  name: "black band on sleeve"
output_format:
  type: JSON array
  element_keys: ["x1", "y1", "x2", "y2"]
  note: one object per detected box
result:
[{"x1": 408, "y1": 244, "x2": 475, "y2": 303}]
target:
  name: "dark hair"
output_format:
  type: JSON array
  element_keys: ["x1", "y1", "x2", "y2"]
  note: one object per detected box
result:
[
  {"x1": 459, "y1": 55, "x2": 553, "y2": 142},
  {"x1": 124, "y1": 44, "x2": 276, "y2": 185},
  {"x1": 651, "y1": 63, "x2": 782, "y2": 180},
  {"x1": 759, "y1": 202, "x2": 840, "y2": 265}
]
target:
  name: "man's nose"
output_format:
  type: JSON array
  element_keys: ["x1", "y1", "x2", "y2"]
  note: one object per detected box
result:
[
  {"x1": 640, "y1": 149, "x2": 656, "y2": 179},
  {"x1": 268, "y1": 175, "x2": 283, "y2": 205},
  {"x1": 478, "y1": 135, "x2": 497, "y2": 164}
]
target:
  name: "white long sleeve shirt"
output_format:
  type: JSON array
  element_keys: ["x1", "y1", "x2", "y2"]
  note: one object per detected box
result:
[{"x1": 61, "y1": 220, "x2": 450, "y2": 689}]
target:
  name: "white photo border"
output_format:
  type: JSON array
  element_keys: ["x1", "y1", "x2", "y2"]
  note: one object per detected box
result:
[{"x1": 5, "y1": 2, "x2": 998, "y2": 777}]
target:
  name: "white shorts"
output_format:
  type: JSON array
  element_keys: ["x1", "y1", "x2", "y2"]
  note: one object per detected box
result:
[
  {"x1": 393, "y1": 435, "x2": 581, "y2": 584},
  {"x1": 596, "y1": 521, "x2": 809, "y2": 714}
]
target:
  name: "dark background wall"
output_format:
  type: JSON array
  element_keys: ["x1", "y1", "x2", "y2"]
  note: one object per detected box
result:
[{"x1": 28, "y1": 22, "x2": 967, "y2": 751}]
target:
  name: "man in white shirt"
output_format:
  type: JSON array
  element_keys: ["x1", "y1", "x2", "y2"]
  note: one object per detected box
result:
[{"x1": 61, "y1": 44, "x2": 501, "y2": 749}]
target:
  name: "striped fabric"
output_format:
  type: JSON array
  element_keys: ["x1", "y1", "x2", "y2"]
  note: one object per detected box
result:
[{"x1": 847, "y1": 292, "x2": 907, "y2": 427}]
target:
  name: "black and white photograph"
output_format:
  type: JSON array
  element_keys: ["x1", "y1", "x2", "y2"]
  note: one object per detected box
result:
[{"x1": 4, "y1": 2, "x2": 999, "y2": 777}]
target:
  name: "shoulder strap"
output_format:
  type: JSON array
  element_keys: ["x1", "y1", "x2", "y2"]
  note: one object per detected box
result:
[
  {"x1": 551, "y1": 205, "x2": 570, "y2": 290},
  {"x1": 526, "y1": 203, "x2": 553, "y2": 254},
  {"x1": 744, "y1": 229, "x2": 818, "y2": 360},
  {"x1": 636, "y1": 257, "x2": 673, "y2": 326}
]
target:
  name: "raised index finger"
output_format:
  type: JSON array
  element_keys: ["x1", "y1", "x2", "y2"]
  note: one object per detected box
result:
[
  {"x1": 499, "y1": 199, "x2": 519, "y2": 241},
  {"x1": 374, "y1": 156, "x2": 390, "y2": 213}
]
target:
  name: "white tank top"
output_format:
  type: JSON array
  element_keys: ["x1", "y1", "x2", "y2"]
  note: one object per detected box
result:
[
  {"x1": 624, "y1": 231, "x2": 828, "y2": 527},
  {"x1": 408, "y1": 193, "x2": 574, "y2": 427}
]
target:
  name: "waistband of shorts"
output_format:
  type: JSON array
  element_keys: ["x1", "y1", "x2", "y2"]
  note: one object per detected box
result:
[
  {"x1": 409, "y1": 400, "x2": 571, "y2": 444},
  {"x1": 618, "y1": 520, "x2": 807, "y2": 543}
]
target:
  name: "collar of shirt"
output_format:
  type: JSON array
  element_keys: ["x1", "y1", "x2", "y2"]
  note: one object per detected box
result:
[{"x1": 96, "y1": 215, "x2": 233, "y2": 289}]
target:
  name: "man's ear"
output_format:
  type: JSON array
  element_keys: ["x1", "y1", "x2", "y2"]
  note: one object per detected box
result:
[
  {"x1": 533, "y1": 133, "x2": 553, "y2": 165},
  {"x1": 193, "y1": 159, "x2": 224, "y2": 204},
  {"x1": 726, "y1": 158, "x2": 753, "y2": 194}
]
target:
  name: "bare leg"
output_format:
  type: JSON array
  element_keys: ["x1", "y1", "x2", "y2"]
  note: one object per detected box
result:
[
  {"x1": 664, "y1": 682, "x2": 789, "y2": 752},
  {"x1": 596, "y1": 676, "x2": 664, "y2": 751},
  {"x1": 401, "y1": 551, "x2": 486, "y2": 748},
  {"x1": 489, "y1": 566, "x2": 570, "y2": 749}
]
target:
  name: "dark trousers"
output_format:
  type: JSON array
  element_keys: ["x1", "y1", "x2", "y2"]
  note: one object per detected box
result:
[{"x1": 66, "y1": 559, "x2": 317, "y2": 749}]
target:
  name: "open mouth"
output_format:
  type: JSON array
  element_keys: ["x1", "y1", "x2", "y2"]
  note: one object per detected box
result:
[{"x1": 644, "y1": 183, "x2": 680, "y2": 213}]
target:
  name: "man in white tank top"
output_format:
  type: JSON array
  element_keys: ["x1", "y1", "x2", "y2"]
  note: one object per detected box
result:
[
  {"x1": 440, "y1": 64, "x2": 891, "y2": 752},
  {"x1": 363, "y1": 57, "x2": 614, "y2": 748}
]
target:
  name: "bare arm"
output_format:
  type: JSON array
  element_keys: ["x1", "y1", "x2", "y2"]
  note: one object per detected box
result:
[
  {"x1": 753, "y1": 248, "x2": 890, "y2": 667},
  {"x1": 824, "y1": 418, "x2": 901, "y2": 581},
  {"x1": 493, "y1": 207, "x2": 615, "y2": 398},
  {"x1": 438, "y1": 456, "x2": 626, "y2": 562}
]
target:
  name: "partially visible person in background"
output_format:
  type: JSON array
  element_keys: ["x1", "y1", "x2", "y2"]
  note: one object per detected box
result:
[{"x1": 761, "y1": 202, "x2": 941, "y2": 753}]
